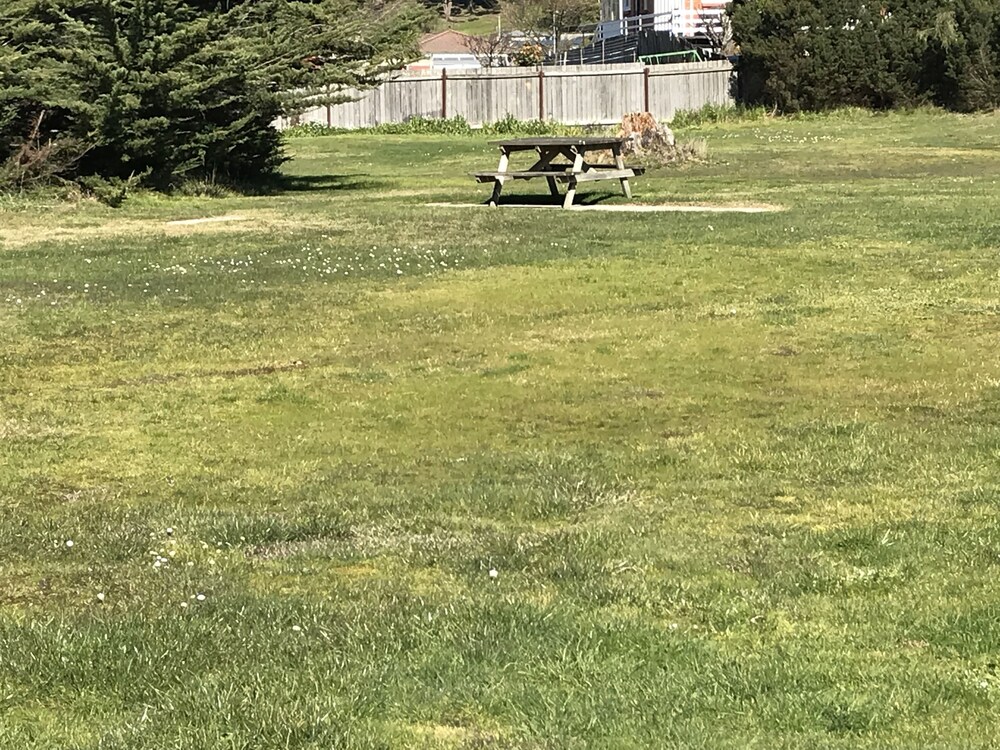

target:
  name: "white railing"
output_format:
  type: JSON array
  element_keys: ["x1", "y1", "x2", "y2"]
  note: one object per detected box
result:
[
  {"x1": 596, "y1": 12, "x2": 674, "y2": 40},
  {"x1": 596, "y1": 9, "x2": 724, "y2": 41},
  {"x1": 672, "y1": 7, "x2": 725, "y2": 38}
]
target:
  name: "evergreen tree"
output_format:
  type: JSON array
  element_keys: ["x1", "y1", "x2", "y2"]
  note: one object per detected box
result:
[
  {"x1": 0, "y1": 0, "x2": 428, "y2": 191},
  {"x1": 923, "y1": 0, "x2": 1000, "y2": 111}
]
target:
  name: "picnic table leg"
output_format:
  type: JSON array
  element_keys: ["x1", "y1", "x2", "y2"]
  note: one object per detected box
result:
[
  {"x1": 489, "y1": 148, "x2": 509, "y2": 206},
  {"x1": 612, "y1": 143, "x2": 632, "y2": 200},
  {"x1": 528, "y1": 147, "x2": 561, "y2": 197},
  {"x1": 562, "y1": 149, "x2": 585, "y2": 209}
]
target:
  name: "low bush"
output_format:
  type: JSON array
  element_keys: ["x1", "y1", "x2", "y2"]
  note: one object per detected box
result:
[
  {"x1": 282, "y1": 115, "x2": 607, "y2": 138},
  {"x1": 670, "y1": 104, "x2": 771, "y2": 129},
  {"x1": 282, "y1": 116, "x2": 472, "y2": 137}
]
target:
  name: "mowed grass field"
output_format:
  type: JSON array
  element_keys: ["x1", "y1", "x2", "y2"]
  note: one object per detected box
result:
[{"x1": 2, "y1": 109, "x2": 1000, "y2": 749}]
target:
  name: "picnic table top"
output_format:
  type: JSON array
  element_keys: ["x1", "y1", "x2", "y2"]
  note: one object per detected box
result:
[{"x1": 488, "y1": 136, "x2": 626, "y2": 148}]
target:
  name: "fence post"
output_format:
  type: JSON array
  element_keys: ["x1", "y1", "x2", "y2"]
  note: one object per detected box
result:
[
  {"x1": 538, "y1": 69, "x2": 545, "y2": 121},
  {"x1": 326, "y1": 103, "x2": 332, "y2": 128},
  {"x1": 441, "y1": 69, "x2": 447, "y2": 119},
  {"x1": 643, "y1": 66, "x2": 650, "y2": 113}
]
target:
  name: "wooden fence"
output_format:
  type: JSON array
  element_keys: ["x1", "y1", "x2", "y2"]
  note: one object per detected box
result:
[{"x1": 275, "y1": 60, "x2": 734, "y2": 130}]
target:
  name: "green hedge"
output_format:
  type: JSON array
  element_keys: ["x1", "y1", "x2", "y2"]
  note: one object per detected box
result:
[
  {"x1": 282, "y1": 115, "x2": 601, "y2": 138},
  {"x1": 731, "y1": 0, "x2": 1000, "y2": 113}
]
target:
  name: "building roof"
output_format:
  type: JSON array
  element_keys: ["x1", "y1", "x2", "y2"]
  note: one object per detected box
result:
[{"x1": 420, "y1": 30, "x2": 476, "y2": 54}]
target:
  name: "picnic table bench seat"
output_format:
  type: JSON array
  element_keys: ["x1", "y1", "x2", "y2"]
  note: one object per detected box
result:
[{"x1": 472, "y1": 167, "x2": 644, "y2": 182}]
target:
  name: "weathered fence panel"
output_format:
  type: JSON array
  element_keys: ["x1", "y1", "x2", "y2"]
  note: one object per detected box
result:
[
  {"x1": 276, "y1": 60, "x2": 733, "y2": 130},
  {"x1": 646, "y1": 62, "x2": 733, "y2": 120}
]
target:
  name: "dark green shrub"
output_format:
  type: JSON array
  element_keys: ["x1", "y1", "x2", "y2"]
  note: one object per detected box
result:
[
  {"x1": 730, "y1": 0, "x2": 1000, "y2": 113},
  {"x1": 0, "y1": 0, "x2": 427, "y2": 196}
]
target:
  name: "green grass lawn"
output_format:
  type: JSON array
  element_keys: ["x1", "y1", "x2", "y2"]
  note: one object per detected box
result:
[
  {"x1": 3, "y1": 109, "x2": 1000, "y2": 748},
  {"x1": 436, "y1": 13, "x2": 502, "y2": 36}
]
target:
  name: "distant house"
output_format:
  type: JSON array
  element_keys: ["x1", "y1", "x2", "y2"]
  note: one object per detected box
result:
[
  {"x1": 407, "y1": 30, "x2": 481, "y2": 71},
  {"x1": 598, "y1": 0, "x2": 727, "y2": 40}
]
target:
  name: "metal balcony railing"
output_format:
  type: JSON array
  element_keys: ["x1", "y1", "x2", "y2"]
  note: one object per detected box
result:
[{"x1": 596, "y1": 10, "x2": 724, "y2": 42}]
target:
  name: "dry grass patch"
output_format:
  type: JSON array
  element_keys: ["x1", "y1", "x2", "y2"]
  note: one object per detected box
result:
[{"x1": 0, "y1": 208, "x2": 347, "y2": 248}]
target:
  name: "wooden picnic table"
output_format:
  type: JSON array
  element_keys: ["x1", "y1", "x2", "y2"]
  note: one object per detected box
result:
[{"x1": 472, "y1": 136, "x2": 645, "y2": 209}]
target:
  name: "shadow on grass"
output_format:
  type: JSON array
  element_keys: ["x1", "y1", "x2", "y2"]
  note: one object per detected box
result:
[
  {"x1": 277, "y1": 173, "x2": 390, "y2": 193},
  {"x1": 224, "y1": 173, "x2": 391, "y2": 196}
]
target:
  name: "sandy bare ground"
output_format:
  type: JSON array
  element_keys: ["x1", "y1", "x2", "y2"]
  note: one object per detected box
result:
[
  {"x1": 0, "y1": 209, "x2": 344, "y2": 248},
  {"x1": 0, "y1": 198, "x2": 782, "y2": 250}
]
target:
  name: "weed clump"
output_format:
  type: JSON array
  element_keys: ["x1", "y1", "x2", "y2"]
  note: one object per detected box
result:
[{"x1": 616, "y1": 112, "x2": 708, "y2": 167}]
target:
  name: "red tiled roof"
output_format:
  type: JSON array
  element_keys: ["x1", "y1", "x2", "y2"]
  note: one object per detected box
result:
[{"x1": 420, "y1": 30, "x2": 475, "y2": 54}]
